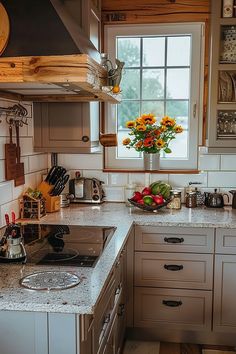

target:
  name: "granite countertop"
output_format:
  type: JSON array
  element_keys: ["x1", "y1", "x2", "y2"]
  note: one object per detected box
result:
[{"x1": 0, "y1": 203, "x2": 236, "y2": 315}]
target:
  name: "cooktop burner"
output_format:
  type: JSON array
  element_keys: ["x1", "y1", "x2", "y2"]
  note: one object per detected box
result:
[{"x1": 22, "y1": 224, "x2": 116, "y2": 268}]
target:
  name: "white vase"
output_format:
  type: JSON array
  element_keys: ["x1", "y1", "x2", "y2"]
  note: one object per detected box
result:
[{"x1": 143, "y1": 152, "x2": 160, "y2": 171}]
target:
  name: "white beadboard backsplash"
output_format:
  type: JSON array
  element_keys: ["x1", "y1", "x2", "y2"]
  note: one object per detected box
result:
[
  {"x1": 1, "y1": 97, "x2": 236, "y2": 227},
  {"x1": 0, "y1": 98, "x2": 48, "y2": 227}
]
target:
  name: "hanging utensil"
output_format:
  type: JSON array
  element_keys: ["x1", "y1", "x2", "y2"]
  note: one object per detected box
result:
[
  {"x1": 14, "y1": 121, "x2": 25, "y2": 187},
  {"x1": 5, "y1": 121, "x2": 17, "y2": 181}
]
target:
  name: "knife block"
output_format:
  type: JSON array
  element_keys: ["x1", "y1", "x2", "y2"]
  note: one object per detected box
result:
[{"x1": 38, "y1": 181, "x2": 61, "y2": 213}]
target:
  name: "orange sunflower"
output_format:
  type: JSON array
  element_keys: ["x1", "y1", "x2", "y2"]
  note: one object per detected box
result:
[
  {"x1": 135, "y1": 141, "x2": 143, "y2": 149},
  {"x1": 136, "y1": 124, "x2": 147, "y2": 132},
  {"x1": 156, "y1": 138, "x2": 165, "y2": 148},
  {"x1": 175, "y1": 125, "x2": 183, "y2": 133},
  {"x1": 161, "y1": 116, "x2": 176, "y2": 127},
  {"x1": 122, "y1": 138, "x2": 131, "y2": 145},
  {"x1": 126, "y1": 121, "x2": 135, "y2": 128},
  {"x1": 140, "y1": 113, "x2": 156, "y2": 125}
]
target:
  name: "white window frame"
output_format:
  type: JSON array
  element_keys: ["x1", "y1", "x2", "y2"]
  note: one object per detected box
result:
[{"x1": 104, "y1": 23, "x2": 205, "y2": 170}]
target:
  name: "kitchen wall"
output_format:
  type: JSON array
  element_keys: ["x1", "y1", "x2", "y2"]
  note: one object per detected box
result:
[
  {"x1": 0, "y1": 96, "x2": 235, "y2": 228},
  {"x1": 57, "y1": 150, "x2": 236, "y2": 205},
  {"x1": 0, "y1": 98, "x2": 48, "y2": 227}
]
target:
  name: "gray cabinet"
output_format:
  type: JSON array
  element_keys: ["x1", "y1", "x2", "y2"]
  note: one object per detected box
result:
[
  {"x1": 214, "y1": 254, "x2": 236, "y2": 332},
  {"x1": 214, "y1": 228, "x2": 236, "y2": 332},
  {"x1": 34, "y1": 102, "x2": 100, "y2": 153},
  {"x1": 0, "y1": 311, "x2": 79, "y2": 354},
  {"x1": 133, "y1": 226, "x2": 213, "y2": 332},
  {"x1": 206, "y1": 0, "x2": 236, "y2": 153},
  {"x1": 0, "y1": 311, "x2": 48, "y2": 354},
  {"x1": 94, "y1": 244, "x2": 127, "y2": 354}
]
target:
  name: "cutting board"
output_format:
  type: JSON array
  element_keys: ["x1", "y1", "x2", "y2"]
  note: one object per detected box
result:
[
  {"x1": 5, "y1": 124, "x2": 16, "y2": 181},
  {"x1": 14, "y1": 122, "x2": 25, "y2": 186},
  {"x1": 0, "y1": 3, "x2": 10, "y2": 56}
]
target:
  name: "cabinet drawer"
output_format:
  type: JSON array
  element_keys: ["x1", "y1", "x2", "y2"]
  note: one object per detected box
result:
[
  {"x1": 135, "y1": 226, "x2": 214, "y2": 253},
  {"x1": 134, "y1": 287, "x2": 212, "y2": 331},
  {"x1": 94, "y1": 272, "x2": 116, "y2": 354},
  {"x1": 135, "y1": 252, "x2": 213, "y2": 290},
  {"x1": 215, "y1": 228, "x2": 236, "y2": 254}
]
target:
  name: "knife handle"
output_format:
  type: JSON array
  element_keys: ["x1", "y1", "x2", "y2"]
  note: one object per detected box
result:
[{"x1": 5, "y1": 214, "x2": 10, "y2": 226}]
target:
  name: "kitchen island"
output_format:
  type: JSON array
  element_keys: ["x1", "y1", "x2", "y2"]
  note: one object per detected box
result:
[{"x1": 1, "y1": 203, "x2": 236, "y2": 354}]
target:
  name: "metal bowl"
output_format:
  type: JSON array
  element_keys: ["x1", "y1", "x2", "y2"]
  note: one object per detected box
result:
[{"x1": 128, "y1": 198, "x2": 170, "y2": 212}]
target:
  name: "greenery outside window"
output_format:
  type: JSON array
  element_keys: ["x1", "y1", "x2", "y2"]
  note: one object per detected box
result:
[{"x1": 104, "y1": 24, "x2": 205, "y2": 170}]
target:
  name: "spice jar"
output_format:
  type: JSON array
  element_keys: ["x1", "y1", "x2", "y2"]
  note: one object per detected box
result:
[
  {"x1": 185, "y1": 191, "x2": 197, "y2": 208},
  {"x1": 167, "y1": 190, "x2": 182, "y2": 210},
  {"x1": 124, "y1": 184, "x2": 136, "y2": 207}
]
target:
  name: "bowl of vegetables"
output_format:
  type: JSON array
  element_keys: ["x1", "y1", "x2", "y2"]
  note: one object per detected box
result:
[{"x1": 128, "y1": 181, "x2": 171, "y2": 212}]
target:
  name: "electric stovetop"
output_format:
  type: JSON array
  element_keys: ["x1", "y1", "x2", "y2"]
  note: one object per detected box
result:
[{"x1": 22, "y1": 224, "x2": 116, "y2": 268}]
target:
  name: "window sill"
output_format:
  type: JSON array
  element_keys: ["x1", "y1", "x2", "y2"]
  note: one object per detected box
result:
[{"x1": 103, "y1": 169, "x2": 201, "y2": 174}]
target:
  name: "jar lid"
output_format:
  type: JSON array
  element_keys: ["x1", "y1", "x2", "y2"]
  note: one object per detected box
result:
[
  {"x1": 170, "y1": 189, "x2": 182, "y2": 196},
  {"x1": 186, "y1": 191, "x2": 197, "y2": 195}
]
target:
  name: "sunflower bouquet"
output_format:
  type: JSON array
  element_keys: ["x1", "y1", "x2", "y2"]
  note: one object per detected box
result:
[{"x1": 122, "y1": 113, "x2": 183, "y2": 154}]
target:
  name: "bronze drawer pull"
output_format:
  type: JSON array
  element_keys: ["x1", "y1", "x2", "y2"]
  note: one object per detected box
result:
[
  {"x1": 164, "y1": 237, "x2": 184, "y2": 243},
  {"x1": 164, "y1": 264, "x2": 184, "y2": 271},
  {"x1": 162, "y1": 300, "x2": 182, "y2": 307}
]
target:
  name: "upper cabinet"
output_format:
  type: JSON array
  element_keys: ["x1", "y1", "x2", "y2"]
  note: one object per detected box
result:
[
  {"x1": 207, "y1": 0, "x2": 236, "y2": 153},
  {"x1": 34, "y1": 102, "x2": 101, "y2": 153}
]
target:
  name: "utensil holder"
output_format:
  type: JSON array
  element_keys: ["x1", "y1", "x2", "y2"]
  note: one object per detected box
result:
[{"x1": 38, "y1": 181, "x2": 61, "y2": 213}]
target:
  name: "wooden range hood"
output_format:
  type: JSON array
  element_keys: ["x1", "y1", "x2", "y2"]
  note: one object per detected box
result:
[{"x1": 0, "y1": 0, "x2": 119, "y2": 103}]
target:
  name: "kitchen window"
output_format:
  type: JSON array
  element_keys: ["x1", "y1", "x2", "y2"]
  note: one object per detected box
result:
[{"x1": 104, "y1": 23, "x2": 205, "y2": 170}]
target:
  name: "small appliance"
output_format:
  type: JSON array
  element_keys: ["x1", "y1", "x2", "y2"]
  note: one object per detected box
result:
[
  {"x1": 69, "y1": 176, "x2": 105, "y2": 204},
  {"x1": 0, "y1": 213, "x2": 26, "y2": 263}
]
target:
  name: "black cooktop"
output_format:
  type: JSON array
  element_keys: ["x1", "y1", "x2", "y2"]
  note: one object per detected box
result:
[{"x1": 22, "y1": 224, "x2": 116, "y2": 267}]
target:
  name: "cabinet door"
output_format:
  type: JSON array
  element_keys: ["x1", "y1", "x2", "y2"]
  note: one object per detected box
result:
[
  {"x1": 207, "y1": 0, "x2": 236, "y2": 152},
  {"x1": 134, "y1": 287, "x2": 212, "y2": 331},
  {"x1": 214, "y1": 255, "x2": 236, "y2": 332},
  {"x1": 0, "y1": 311, "x2": 48, "y2": 354},
  {"x1": 34, "y1": 102, "x2": 100, "y2": 153},
  {"x1": 42, "y1": 102, "x2": 89, "y2": 148}
]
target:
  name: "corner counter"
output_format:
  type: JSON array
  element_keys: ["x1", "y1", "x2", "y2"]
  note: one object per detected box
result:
[{"x1": 0, "y1": 203, "x2": 236, "y2": 315}]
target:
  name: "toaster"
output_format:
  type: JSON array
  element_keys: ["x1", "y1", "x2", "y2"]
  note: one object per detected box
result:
[{"x1": 69, "y1": 177, "x2": 105, "y2": 204}]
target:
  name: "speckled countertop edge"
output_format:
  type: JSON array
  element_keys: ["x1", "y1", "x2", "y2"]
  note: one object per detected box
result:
[{"x1": 0, "y1": 203, "x2": 236, "y2": 315}]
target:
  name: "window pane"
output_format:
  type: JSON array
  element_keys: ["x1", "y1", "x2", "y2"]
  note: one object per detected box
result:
[
  {"x1": 167, "y1": 69, "x2": 190, "y2": 99},
  {"x1": 117, "y1": 38, "x2": 140, "y2": 67},
  {"x1": 166, "y1": 100, "x2": 189, "y2": 128},
  {"x1": 167, "y1": 36, "x2": 191, "y2": 66},
  {"x1": 143, "y1": 37, "x2": 165, "y2": 67},
  {"x1": 141, "y1": 101, "x2": 164, "y2": 118},
  {"x1": 142, "y1": 69, "x2": 165, "y2": 99},
  {"x1": 163, "y1": 130, "x2": 188, "y2": 158},
  {"x1": 117, "y1": 101, "x2": 140, "y2": 129},
  {"x1": 121, "y1": 69, "x2": 140, "y2": 99}
]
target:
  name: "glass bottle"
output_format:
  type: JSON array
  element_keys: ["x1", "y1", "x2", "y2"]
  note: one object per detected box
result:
[
  {"x1": 167, "y1": 190, "x2": 182, "y2": 210},
  {"x1": 185, "y1": 191, "x2": 197, "y2": 208},
  {"x1": 124, "y1": 184, "x2": 136, "y2": 207}
]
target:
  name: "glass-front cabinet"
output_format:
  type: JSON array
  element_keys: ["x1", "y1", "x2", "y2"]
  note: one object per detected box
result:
[{"x1": 207, "y1": 0, "x2": 236, "y2": 152}]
